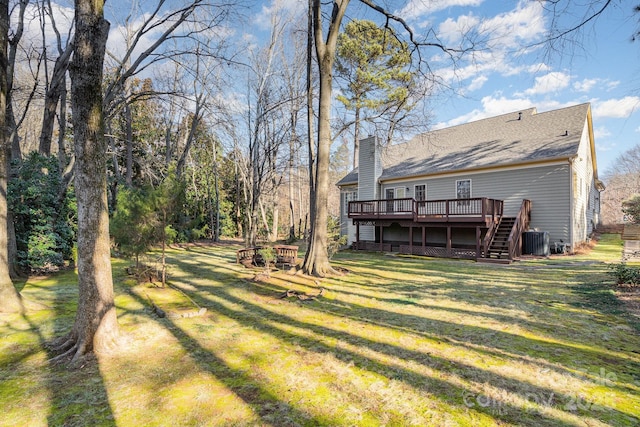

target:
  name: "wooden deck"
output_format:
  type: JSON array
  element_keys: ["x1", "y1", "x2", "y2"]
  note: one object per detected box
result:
[
  {"x1": 347, "y1": 197, "x2": 531, "y2": 262},
  {"x1": 348, "y1": 197, "x2": 503, "y2": 226}
]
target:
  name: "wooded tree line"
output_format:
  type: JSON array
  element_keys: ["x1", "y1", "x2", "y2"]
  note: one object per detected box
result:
[
  {"x1": 0, "y1": 0, "x2": 636, "y2": 361},
  {"x1": 601, "y1": 143, "x2": 640, "y2": 225}
]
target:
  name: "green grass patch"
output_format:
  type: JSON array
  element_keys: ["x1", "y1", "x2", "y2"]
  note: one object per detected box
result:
[{"x1": 1, "y1": 236, "x2": 639, "y2": 426}]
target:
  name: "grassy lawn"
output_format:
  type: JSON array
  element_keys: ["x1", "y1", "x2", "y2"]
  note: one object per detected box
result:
[{"x1": 1, "y1": 234, "x2": 639, "y2": 426}]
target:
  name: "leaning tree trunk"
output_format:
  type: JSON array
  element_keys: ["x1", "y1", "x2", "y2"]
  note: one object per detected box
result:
[
  {"x1": 50, "y1": 0, "x2": 119, "y2": 362},
  {"x1": 0, "y1": 0, "x2": 23, "y2": 313}
]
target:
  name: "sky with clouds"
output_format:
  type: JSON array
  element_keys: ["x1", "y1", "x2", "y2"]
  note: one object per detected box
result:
[
  {"x1": 250, "y1": 0, "x2": 639, "y2": 175},
  {"x1": 21, "y1": 1, "x2": 638, "y2": 176}
]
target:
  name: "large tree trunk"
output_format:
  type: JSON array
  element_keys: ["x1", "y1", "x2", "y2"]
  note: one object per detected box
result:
[
  {"x1": 302, "y1": 0, "x2": 348, "y2": 277},
  {"x1": 0, "y1": 148, "x2": 22, "y2": 313},
  {"x1": 301, "y1": 61, "x2": 335, "y2": 276},
  {"x1": 0, "y1": 0, "x2": 23, "y2": 313},
  {"x1": 50, "y1": 0, "x2": 119, "y2": 362}
]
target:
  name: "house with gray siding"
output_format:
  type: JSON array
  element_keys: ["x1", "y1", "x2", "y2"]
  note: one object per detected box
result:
[{"x1": 337, "y1": 103, "x2": 604, "y2": 261}]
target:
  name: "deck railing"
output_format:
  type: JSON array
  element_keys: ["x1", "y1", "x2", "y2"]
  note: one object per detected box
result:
[
  {"x1": 348, "y1": 197, "x2": 415, "y2": 218},
  {"x1": 349, "y1": 197, "x2": 503, "y2": 223}
]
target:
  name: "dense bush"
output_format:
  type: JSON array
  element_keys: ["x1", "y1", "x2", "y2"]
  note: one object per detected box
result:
[
  {"x1": 111, "y1": 170, "x2": 184, "y2": 265},
  {"x1": 8, "y1": 153, "x2": 76, "y2": 272},
  {"x1": 110, "y1": 186, "x2": 160, "y2": 265},
  {"x1": 608, "y1": 263, "x2": 640, "y2": 286}
]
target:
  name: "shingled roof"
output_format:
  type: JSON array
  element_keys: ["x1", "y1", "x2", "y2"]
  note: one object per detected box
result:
[{"x1": 337, "y1": 103, "x2": 592, "y2": 186}]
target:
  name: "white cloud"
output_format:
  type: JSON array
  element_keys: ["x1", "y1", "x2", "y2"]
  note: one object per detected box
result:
[
  {"x1": 399, "y1": 0, "x2": 484, "y2": 21},
  {"x1": 522, "y1": 71, "x2": 571, "y2": 95},
  {"x1": 592, "y1": 97, "x2": 640, "y2": 119},
  {"x1": 107, "y1": 12, "x2": 158, "y2": 61},
  {"x1": 478, "y1": 1, "x2": 546, "y2": 50},
  {"x1": 605, "y1": 80, "x2": 620, "y2": 91},
  {"x1": 573, "y1": 78, "x2": 598, "y2": 93},
  {"x1": 435, "y1": 95, "x2": 535, "y2": 128},
  {"x1": 467, "y1": 75, "x2": 488, "y2": 91},
  {"x1": 16, "y1": 3, "x2": 74, "y2": 49},
  {"x1": 254, "y1": 0, "x2": 305, "y2": 30},
  {"x1": 438, "y1": 14, "x2": 480, "y2": 44},
  {"x1": 573, "y1": 78, "x2": 620, "y2": 93},
  {"x1": 435, "y1": 96, "x2": 586, "y2": 129},
  {"x1": 431, "y1": 2, "x2": 551, "y2": 86},
  {"x1": 593, "y1": 126, "x2": 612, "y2": 139}
]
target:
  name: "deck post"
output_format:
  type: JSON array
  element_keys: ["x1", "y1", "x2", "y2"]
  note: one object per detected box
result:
[
  {"x1": 422, "y1": 227, "x2": 426, "y2": 249},
  {"x1": 409, "y1": 226, "x2": 413, "y2": 254},
  {"x1": 446, "y1": 226, "x2": 452, "y2": 257},
  {"x1": 356, "y1": 222, "x2": 360, "y2": 250},
  {"x1": 476, "y1": 226, "x2": 481, "y2": 258}
]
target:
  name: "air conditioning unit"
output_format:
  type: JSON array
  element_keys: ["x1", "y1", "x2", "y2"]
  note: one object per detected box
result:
[{"x1": 523, "y1": 231, "x2": 550, "y2": 256}]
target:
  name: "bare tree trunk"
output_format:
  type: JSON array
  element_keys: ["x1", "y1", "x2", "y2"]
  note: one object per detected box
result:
[
  {"x1": 39, "y1": 44, "x2": 73, "y2": 155},
  {"x1": 0, "y1": 0, "x2": 23, "y2": 313},
  {"x1": 302, "y1": 0, "x2": 347, "y2": 276},
  {"x1": 161, "y1": 212, "x2": 166, "y2": 287},
  {"x1": 106, "y1": 123, "x2": 120, "y2": 208},
  {"x1": 271, "y1": 202, "x2": 279, "y2": 242},
  {"x1": 213, "y1": 143, "x2": 220, "y2": 242},
  {"x1": 302, "y1": 64, "x2": 335, "y2": 276},
  {"x1": 50, "y1": 0, "x2": 119, "y2": 361},
  {"x1": 353, "y1": 106, "x2": 360, "y2": 169},
  {"x1": 6, "y1": 0, "x2": 27, "y2": 162},
  {"x1": 176, "y1": 97, "x2": 203, "y2": 178},
  {"x1": 124, "y1": 100, "x2": 133, "y2": 185},
  {"x1": 234, "y1": 152, "x2": 243, "y2": 238},
  {"x1": 288, "y1": 146, "x2": 296, "y2": 241},
  {"x1": 306, "y1": 0, "x2": 316, "y2": 230}
]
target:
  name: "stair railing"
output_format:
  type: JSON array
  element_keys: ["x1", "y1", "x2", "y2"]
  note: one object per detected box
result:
[
  {"x1": 482, "y1": 217, "x2": 500, "y2": 257},
  {"x1": 507, "y1": 199, "x2": 532, "y2": 260}
]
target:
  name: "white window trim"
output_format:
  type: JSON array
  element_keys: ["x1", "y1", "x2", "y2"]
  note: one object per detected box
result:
[
  {"x1": 414, "y1": 184, "x2": 426, "y2": 201},
  {"x1": 456, "y1": 179, "x2": 472, "y2": 199}
]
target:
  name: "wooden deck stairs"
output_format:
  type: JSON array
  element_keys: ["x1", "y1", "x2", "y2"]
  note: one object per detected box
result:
[{"x1": 484, "y1": 217, "x2": 516, "y2": 262}]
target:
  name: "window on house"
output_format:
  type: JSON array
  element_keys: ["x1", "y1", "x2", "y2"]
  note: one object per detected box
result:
[
  {"x1": 385, "y1": 188, "x2": 395, "y2": 212},
  {"x1": 456, "y1": 179, "x2": 471, "y2": 207},
  {"x1": 415, "y1": 184, "x2": 426, "y2": 201},
  {"x1": 456, "y1": 179, "x2": 471, "y2": 199},
  {"x1": 344, "y1": 191, "x2": 357, "y2": 215}
]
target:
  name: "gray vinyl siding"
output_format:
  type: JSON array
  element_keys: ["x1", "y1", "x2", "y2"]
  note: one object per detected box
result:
[
  {"x1": 381, "y1": 162, "x2": 572, "y2": 244},
  {"x1": 357, "y1": 136, "x2": 382, "y2": 241},
  {"x1": 571, "y1": 120, "x2": 597, "y2": 244}
]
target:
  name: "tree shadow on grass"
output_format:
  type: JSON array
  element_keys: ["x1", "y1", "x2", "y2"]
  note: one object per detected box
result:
[
  {"x1": 17, "y1": 274, "x2": 116, "y2": 426},
  {"x1": 570, "y1": 279, "x2": 640, "y2": 334},
  {"x1": 163, "y1": 256, "x2": 636, "y2": 426},
  {"x1": 245, "y1": 279, "x2": 640, "y2": 419},
  {"x1": 246, "y1": 278, "x2": 640, "y2": 397},
  {"x1": 122, "y1": 289, "x2": 333, "y2": 426},
  {"x1": 244, "y1": 261, "x2": 640, "y2": 382}
]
